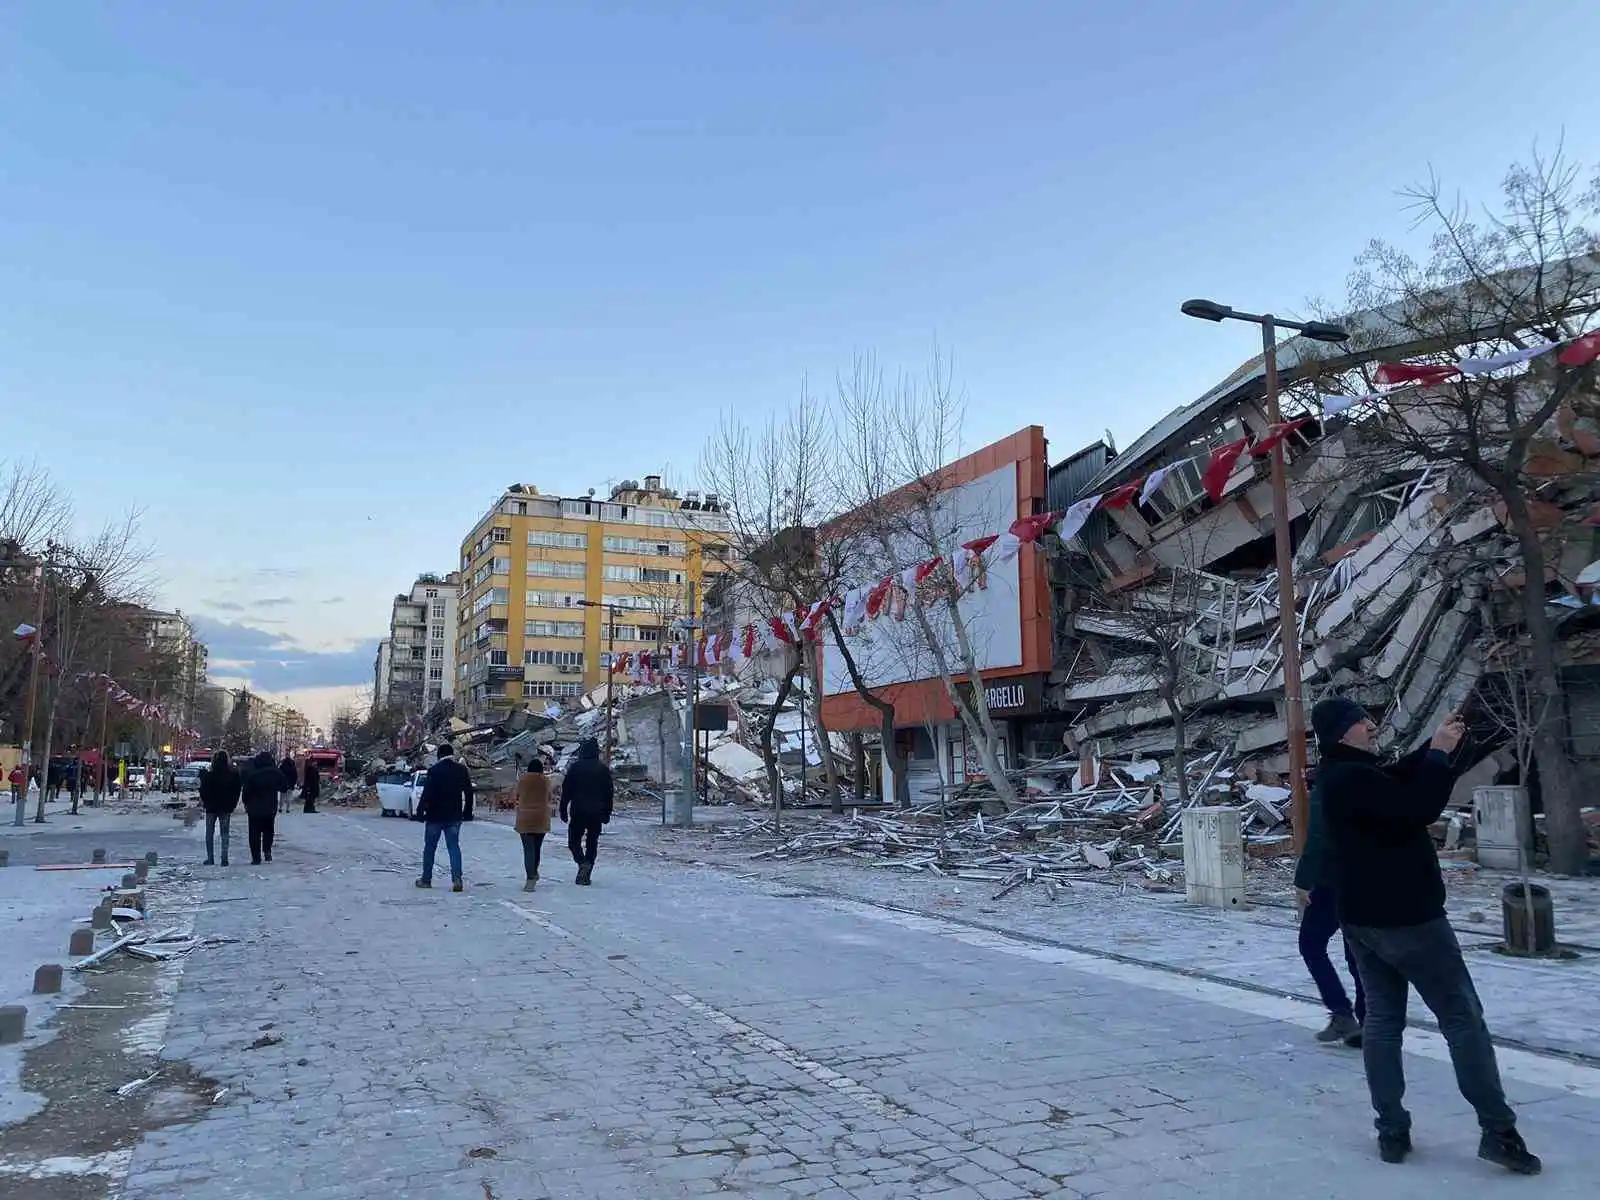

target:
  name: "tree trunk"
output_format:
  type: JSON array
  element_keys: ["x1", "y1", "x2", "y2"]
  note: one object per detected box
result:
[
  {"x1": 1508, "y1": 499, "x2": 1586, "y2": 873},
  {"x1": 850, "y1": 731, "x2": 867, "y2": 803},
  {"x1": 35, "y1": 679, "x2": 58, "y2": 823},
  {"x1": 1166, "y1": 692, "x2": 1190, "y2": 806},
  {"x1": 803, "y1": 642, "x2": 843, "y2": 813},
  {"x1": 761, "y1": 666, "x2": 800, "y2": 834},
  {"x1": 823, "y1": 611, "x2": 909, "y2": 807}
]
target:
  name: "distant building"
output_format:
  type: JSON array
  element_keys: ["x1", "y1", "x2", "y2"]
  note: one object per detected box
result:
[
  {"x1": 134, "y1": 608, "x2": 209, "y2": 731},
  {"x1": 452, "y1": 476, "x2": 734, "y2": 724},
  {"x1": 378, "y1": 572, "x2": 460, "y2": 713}
]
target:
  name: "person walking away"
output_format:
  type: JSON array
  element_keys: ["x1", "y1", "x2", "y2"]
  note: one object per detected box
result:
[
  {"x1": 199, "y1": 751, "x2": 242, "y2": 866},
  {"x1": 301, "y1": 760, "x2": 321, "y2": 814},
  {"x1": 560, "y1": 738, "x2": 613, "y2": 885},
  {"x1": 514, "y1": 759, "x2": 552, "y2": 891},
  {"x1": 1294, "y1": 760, "x2": 1365, "y2": 1047},
  {"x1": 240, "y1": 751, "x2": 282, "y2": 865},
  {"x1": 278, "y1": 756, "x2": 297, "y2": 814},
  {"x1": 414, "y1": 743, "x2": 473, "y2": 892},
  {"x1": 1316, "y1": 697, "x2": 1539, "y2": 1174}
]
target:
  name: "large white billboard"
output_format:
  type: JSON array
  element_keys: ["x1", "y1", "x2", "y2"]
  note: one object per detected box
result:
[{"x1": 822, "y1": 462, "x2": 1023, "y2": 698}]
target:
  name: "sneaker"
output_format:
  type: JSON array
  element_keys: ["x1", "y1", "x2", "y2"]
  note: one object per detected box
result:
[
  {"x1": 578, "y1": 863, "x2": 593, "y2": 886},
  {"x1": 415, "y1": 878, "x2": 432, "y2": 889},
  {"x1": 1316, "y1": 1012, "x2": 1361, "y2": 1044},
  {"x1": 452, "y1": 880, "x2": 464, "y2": 893},
  {"x1": 203, "y1": 859, "x2": 215, "y2": 867},
  {"x1": 1479, "y1": 1129, "x2": 1541, "y2": 1175},
  {"x1": 1378, "y1": 1131, "x2": 1412, "y2": 1164},
  {"x1": 1344, "y1": 1028, "x2": 1364, "y2": 1049},
  {"x1": 221, "y1": 858, "x2": 229, "y2": 867},
  {"x1": 523, "y1": 879, "x2": 537, "y2": 892},
  {"x1": 575, "y1": 866, "x2": 586, "y2": 885}
]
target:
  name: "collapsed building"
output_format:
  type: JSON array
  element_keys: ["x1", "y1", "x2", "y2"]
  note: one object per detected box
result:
[{"x1": 1047, "y1": 272, "x2": 1600, "y2": 821}]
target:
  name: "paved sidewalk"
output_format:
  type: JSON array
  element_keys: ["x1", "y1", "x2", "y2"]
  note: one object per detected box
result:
[
  {"x1": 22, "y1": 806, "x2": 1593, "y2": 1197},
  {"x1": 611, "y1": 806, "x2": 1600, "y2": 1063}
]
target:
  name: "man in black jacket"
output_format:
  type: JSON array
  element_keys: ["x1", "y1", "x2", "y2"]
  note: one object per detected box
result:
[
  {"x1": 414, "y1": 743, "x2": 473, "y2": 892},
  {"x1": 240, "y1": 751, "x2": 283, "y2": 865},
  {"x1": 559, "y1": 738, "x2": 613, "y2": 885},
  {"x1": 1294, "y1": 761, "x2": 1365, "y2": 1047},
  {"x1": 1314, "y1": 696, "x2": 1539, "y2": 1174},
  {"x1": 198, "y1": 751, "x2": 241, "y2": 867}
]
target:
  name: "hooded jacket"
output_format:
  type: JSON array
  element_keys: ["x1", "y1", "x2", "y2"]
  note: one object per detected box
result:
[
  {"x1": 1320, "y1": 741, "x2": 1456, "y2": 929},
  {"x1": 301, "y1": 762, "x2": 321, "y2": 801},
  {"x1": 560, "y1": 740, "x2": 613, "y2": 825},
  {"x1": 199, "y1": 760, "x2": 242, "y2": 816},
  {"x1": 278, "y1": 757, "x2": 297, "y2": 792},
  {"x1": 241, "y1": 752, "x2": 284, "y2": 818},
  {"x1": 415, "y1": 753, "x2": 474, "y2": 824}
]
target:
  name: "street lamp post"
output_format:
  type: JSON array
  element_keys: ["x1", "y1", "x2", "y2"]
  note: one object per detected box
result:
[
  {"x1": 578, "y1": 600, "x2": 623, "y2": 764},
  {"x1": 1181, "y1": 300, "x2": 1348, "y2": 852}
]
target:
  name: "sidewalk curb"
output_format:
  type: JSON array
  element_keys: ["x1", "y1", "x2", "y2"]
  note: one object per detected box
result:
[{"x1": 611, "y1": 826, "x2": 1600, "y2": 1071}]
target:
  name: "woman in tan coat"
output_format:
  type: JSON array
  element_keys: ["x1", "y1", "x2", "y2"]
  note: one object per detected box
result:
[{"x1": 514, "y1": 759, "x2": 553, "y2": 890}]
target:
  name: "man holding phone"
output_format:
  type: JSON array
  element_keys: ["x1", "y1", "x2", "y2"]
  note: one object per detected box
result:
[{"x1": 1314, "y1": 697, "x2": 1539, "y2": 1174}]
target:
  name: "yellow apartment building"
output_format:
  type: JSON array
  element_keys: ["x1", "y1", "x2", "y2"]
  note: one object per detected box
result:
[{"x1": 453, "y1": 474, "x2": 733, "y2": 724}]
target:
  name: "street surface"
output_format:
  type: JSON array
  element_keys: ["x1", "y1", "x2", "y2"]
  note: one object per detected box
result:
[{"x1": 5, "y1": 802, "x2": 1600, "y2": 1198}]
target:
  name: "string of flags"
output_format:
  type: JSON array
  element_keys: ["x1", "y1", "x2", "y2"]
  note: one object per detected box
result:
[
  {"x1": 1318, "y1": 330, "x2": 1600, "y2": 418},
  {"x1": 12, "y1": 623, "x2": 200, "y2": 740}
]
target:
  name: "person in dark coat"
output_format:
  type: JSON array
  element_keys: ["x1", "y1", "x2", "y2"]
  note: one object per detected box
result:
[
  {"x1": 301, "y1": 761, "x2": 321, "y2": 814},
  {"x1": 413, "y1": 743, "x2": 473, "y2": 892},
  {"x1": 278, "y1": 756, "x2": 297, "y2": 814},
  {"x1": 1315, "y1": 696, "x2": 1539, "y2": 1174},
  {"x1": 559, "y1": 738, "x2": 613, "y2": 885},
  {"x1": 199, "y1": 750, "x2": 242, "y2": 866},
  {"x1": 240, "y1": 751, "x2": 283, "y2": 865},
  {"x1": 1294, "y1": 757, "x2": 1366, "y2": 1047}
]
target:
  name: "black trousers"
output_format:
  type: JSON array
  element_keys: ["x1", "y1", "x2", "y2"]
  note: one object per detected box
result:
[
  {"x1": 1345, "y1": 918, "x2": 1516, "y2": 1137},
  {"x1": 568, "y1": 818, "x2": 601, "y2": 866},
  {"x1": 520, "y1": 832, "x2": 545, "y2": 878},
  {"x1": 247, "y1": 813, "x2": 276, "y2": 862}
]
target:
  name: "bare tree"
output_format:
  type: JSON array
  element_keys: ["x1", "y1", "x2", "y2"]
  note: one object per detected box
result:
[
  {"x1": 834, "y1": 352, "x2": 1020, "y2": 807},
  {"x1": 1309, "y1": 150, "x2": 1600, "y2": 872}
]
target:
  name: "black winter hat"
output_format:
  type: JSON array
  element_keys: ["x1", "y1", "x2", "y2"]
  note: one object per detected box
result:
[{"x1": 1311, "y1": 697, "x2": 1368, "y2": 750}]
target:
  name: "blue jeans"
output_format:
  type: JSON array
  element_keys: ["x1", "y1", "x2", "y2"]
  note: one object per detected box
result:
[
  {"x1": 1299, "y1": 888, "x2": 1365, "y2": 1022},
  {"x1": 421, "y1": 822, "x2": 463, "y2": 883}
]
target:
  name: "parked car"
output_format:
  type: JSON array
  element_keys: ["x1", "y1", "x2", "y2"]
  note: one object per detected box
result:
[
  {"x1": 376, "y1": 769, "x2": 427, "y2": 818},
  {"x1": 172, "y1": 766, "x2": 203, "y2": 795}
]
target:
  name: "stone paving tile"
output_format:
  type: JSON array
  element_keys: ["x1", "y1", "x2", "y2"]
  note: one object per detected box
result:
[{"x1": 110, "y1": 808, "x2": 1600, "y2": 1198}]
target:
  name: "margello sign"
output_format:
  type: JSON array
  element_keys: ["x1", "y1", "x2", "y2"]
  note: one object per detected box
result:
[{"x1": 957, "y1": 673, "x2": 1044, "y2": 717}]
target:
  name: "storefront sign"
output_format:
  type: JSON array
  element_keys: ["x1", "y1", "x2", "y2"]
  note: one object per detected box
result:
[{"x1": 957, "y1": 673, "x2": 1044, "y2": 717}]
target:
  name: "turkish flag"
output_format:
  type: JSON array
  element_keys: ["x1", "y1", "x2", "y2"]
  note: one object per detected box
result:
[
  {"x1": 1249, "y1": 418, "x2": 1313, "y2": 458},
  {"x1": 1201, "y1": 438, "x2": 1251, "y2": 502},
  {"x1": 1099, "y1": 482, "x2": 1142, "y2": 509},
  {"x1": 1558, "y1": 331, "x2": 1600, "y2": 368},
  {"x1": 1375, "y1": 361, "x2": 1459, "y2": 387}
]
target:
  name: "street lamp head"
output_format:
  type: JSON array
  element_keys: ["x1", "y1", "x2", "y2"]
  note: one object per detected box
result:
[
  {"x1": 1300, "y1": 320, "x2": 1350, "y2": 344},
  {"x1": 1181, "y1": 298, "x2": 1233, "y2": 323}
]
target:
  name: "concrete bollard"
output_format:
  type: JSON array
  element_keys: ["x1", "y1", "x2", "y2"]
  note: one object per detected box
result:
[
  {"x1": 0, "y1": 1006, "x2": 26, "y2": 1045},
  {"x1": 33, "y1": 965, "x2": 63, "y2": 995},
  {"x1": 120, "y1": 873, "x2": 137, "y2": 888},
  {"x1": 182, "y1": 810, "x2": 199, "y2": 829},
  {"x1": 69, "y1": 928, "x2": 95, "y2": 956},
  {"x1": 92, "y1": 848, "x2": 107, "y2": 864},
  {"x1": 145, "y1": 851, "x2": 159, "y2": 866},
  {"x1": 133, "y1": 861, "x2": 149, "y2": 882},
  {"x1": 91, "y1": 905, "x2": 113, "y2": 931},
  {"x1": 0, "y1": 849, "x2": 9, "y2": 868}
]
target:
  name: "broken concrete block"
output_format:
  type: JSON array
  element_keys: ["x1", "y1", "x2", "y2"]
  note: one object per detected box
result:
[
  {"x1": 33, "y1": 964, "x2": 63, "y2": 995},
  {"x1": 0, "y1": 1006, "x2": 25, "y2": 1044},
  {"x1": 91, "y1": 848, "x2": 107, "y2": 864},
  {"x1": 68, "y1": 928, "x2": 95, "y2": 956}
]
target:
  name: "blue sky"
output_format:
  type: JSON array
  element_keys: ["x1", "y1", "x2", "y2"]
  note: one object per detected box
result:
[{"x1": 4, "y1": 1, "x2": 1598, "y2": 722}]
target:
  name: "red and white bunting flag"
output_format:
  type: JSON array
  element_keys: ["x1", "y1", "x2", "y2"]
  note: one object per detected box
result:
[
  {"x1": 1053, "y1": 496, "x2": 1100, "y2": 543},
  {"x1": 1139, "y1": 464, "x2": 1178, "y2": 506},
  {"x1": 1099, "y1": 482, "x2": 1142, "y2": 510},
  {"x1": 841, "y1": 587, "x2": 869, "y2": 631},
  {"x1": 1375, "y1": 361, "x2": 1459, "y2": 387},
  {"x1": 1201, "y1": 438, "x2": 1251, "y2": 502},
  {"x1": 741, "y1": 623, "x2": 758, "y2": 660},
  {"x1": 989, "y1": 532, "x2": 1023, "y2": 566},
  {"x1": 1559, "y1": 331, "x2": 1600, "y2": 368},
  {"x1": 1249, "y1": 418, "x2": 1313, "y2": 458},
  {"x1": 1460, "y1": 342, "x2": 1558, "y2": 375},
  {"x1": 1011, "y1": 512, "x2": 1063, "y2": 544},
  {"x1": 954, "y1": 535, "x2": 998, "y2": 593},
  {"x1": 864, "y1": 577, "x2": 895, "y2": 620}
]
